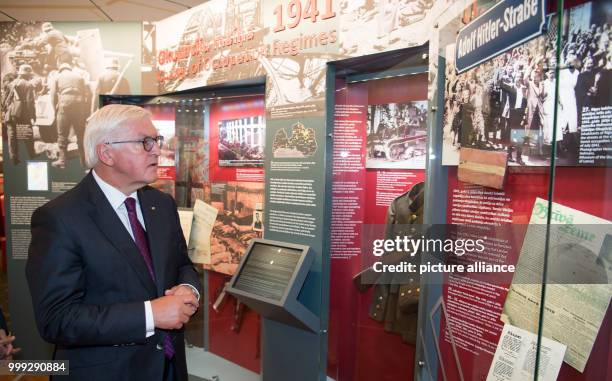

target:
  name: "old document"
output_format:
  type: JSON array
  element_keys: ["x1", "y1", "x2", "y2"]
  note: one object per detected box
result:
[
  {"x1": 177, "y1": 208, "x2": 194, "y2": 243},
  {"x1": 187, "y1": 199, "x2": 218, "y2": 264},
  {"x1": 501, "y1": 198, "x2": 612, "y2": 372},
  {"x1": 487, "y1": 324, "x2": 566, "y2": 381}
]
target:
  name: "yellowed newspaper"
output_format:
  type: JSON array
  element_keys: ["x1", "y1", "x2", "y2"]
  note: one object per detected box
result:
[{"x1": 501, "y1": 198, "x2": 612, "y2": 372}]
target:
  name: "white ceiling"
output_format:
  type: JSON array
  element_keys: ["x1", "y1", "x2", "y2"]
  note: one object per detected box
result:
[{"x1": 0, "y1": 0, "x2": 207, "y2": 22}]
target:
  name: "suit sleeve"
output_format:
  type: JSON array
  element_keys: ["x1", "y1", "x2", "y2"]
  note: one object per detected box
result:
[
  {"x1": 169, "y1": 196, "x2": 201, "y2": 294},
  {"x1": 26, "y1": 206, "x2": 147, "y2": 346}
]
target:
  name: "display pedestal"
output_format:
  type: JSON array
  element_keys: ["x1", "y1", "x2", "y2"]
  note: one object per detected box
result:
[{"x1": 262, "y1": 318, "x2": 323, "y2": 381}]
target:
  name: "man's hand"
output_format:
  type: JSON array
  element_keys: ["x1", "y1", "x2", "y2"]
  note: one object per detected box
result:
[
  {"x1": 0, "y1": 329, "x2": 21, "y2": 360},
  {"x1": 164, "y1": 285, "x2": 198, "y2": 307},
  {"x1": 151, "y1": 294, "x2": 198, "y2": 330}
]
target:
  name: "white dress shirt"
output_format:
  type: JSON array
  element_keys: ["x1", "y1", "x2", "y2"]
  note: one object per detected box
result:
[{"x1": 92, "y1": 170, "x2": 198, "y2": 338}]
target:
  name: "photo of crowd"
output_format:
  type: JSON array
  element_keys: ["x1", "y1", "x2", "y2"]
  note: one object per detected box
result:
[
  {"x1": 442, "y1": 2, "x2": 611, "y2": 167},
  {"x1": 218, "y1": 115, "x2": 265, "y2": 166},
  {"x1": 366, "y1": 101, "x2": 428, "y2": 169},
  {"x1": 1, "y1": 22, "x2": 136, "y2": 169}
]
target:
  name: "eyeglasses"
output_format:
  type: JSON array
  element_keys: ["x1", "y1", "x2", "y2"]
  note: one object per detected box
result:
[{"x1": 105, "y1": 135, "x2": 164, "y2": 152}]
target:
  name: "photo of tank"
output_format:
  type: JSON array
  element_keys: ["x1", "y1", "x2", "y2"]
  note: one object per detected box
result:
[{"x1": 366, "y1": 101, "x2": 428, "y2": 168}]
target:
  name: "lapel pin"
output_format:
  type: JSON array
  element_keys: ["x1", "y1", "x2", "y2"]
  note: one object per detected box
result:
[{"x1": 151, "y1": 206, "x2": 156, "y2": 211}]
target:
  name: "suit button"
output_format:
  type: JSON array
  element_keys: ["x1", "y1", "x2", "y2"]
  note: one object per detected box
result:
[{"x1": 156, "y1": 343, "x2": 163, "y2": 350}]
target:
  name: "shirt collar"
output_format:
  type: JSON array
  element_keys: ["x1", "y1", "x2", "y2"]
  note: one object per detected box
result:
[{"x1": 92, "y1": 169, "x2": 139, "y2": 211}]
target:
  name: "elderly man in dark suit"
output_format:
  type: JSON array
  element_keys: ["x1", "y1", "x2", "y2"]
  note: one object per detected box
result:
[{"x1": 26, "y1": 104, "x2": 201, "y2": 381}]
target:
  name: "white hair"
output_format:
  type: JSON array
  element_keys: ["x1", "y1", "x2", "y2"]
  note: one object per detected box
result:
[{"x1": 83, "y1": 104, "x2": 152, "y2": 168}]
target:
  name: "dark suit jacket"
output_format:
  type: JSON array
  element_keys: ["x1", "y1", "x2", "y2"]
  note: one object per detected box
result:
[{"x1": 26, "y1": 172, "x2": 201, "y2": 381}]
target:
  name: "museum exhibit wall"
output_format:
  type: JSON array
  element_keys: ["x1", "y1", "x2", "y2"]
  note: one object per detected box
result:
[
  {"x1": 0, "y1": 0, "x2": 455, "y2": 371},
  {"x1": 1, "y1": 0, "x2": 611, "y2": 380}
]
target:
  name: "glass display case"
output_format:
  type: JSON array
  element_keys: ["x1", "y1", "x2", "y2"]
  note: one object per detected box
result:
[
  {"x1": 326, "y1": 46, "x2": 430, "y2": 381},
  {"x1": 414, "y1": 1, "x2": 611, "y2": 381}
]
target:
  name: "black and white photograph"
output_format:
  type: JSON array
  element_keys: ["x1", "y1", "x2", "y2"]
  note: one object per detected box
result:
[
  {"x1": 252, "y1": 209, "x2": 263, "y2": 232},
  {"x1": 0, "y1": 22, "x2": 140, "y2": 169},
  {"x1": 206, "y1": 181, "x2": 264, "y2": 276},
  {"x1": 337, "y1": 0, "x2": 439, "y2": 57},
  {"x1": 442, "y1": 1, "x2": 611, "y2": 167},
  {"x1": 218, "y1": 115, "x2": 265, "y2": 166},
  {"x1": 366, "y1": 101, "x2": 428, "y2": 169},
  {"x1": 262, "y1": 54, "x2": 329, "y2": 113}
]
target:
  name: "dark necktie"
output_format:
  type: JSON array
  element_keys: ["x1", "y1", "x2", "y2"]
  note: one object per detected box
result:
[
  {"x1": 124, "y1": 197, "x2": 155, "y2": 281},
  {"x1": 124, "y1": 197, "x2": 175, "y2": 359}
]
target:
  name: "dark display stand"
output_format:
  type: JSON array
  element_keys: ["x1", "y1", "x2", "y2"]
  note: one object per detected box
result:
[{"x1": 227, "y1": 239, "x2": 318, "y2": 332}]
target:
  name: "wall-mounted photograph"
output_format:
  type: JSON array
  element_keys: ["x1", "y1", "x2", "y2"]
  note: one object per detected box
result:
[{"x1": 366, "y1": 101, "x2": 428, "y2": 169}]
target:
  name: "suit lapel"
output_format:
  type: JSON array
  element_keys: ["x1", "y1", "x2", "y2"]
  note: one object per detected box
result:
[
  {"x1": 138, "y1": 188, "x2": 166, "y2": 296},
  {"x1": 85, "y1": 173, "x2": 157, "y2": 297}
]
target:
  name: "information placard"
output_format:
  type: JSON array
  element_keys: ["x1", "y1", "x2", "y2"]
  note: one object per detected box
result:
[{"x1": 233, "y1": 242, "x2": 303, "y2": 301}]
